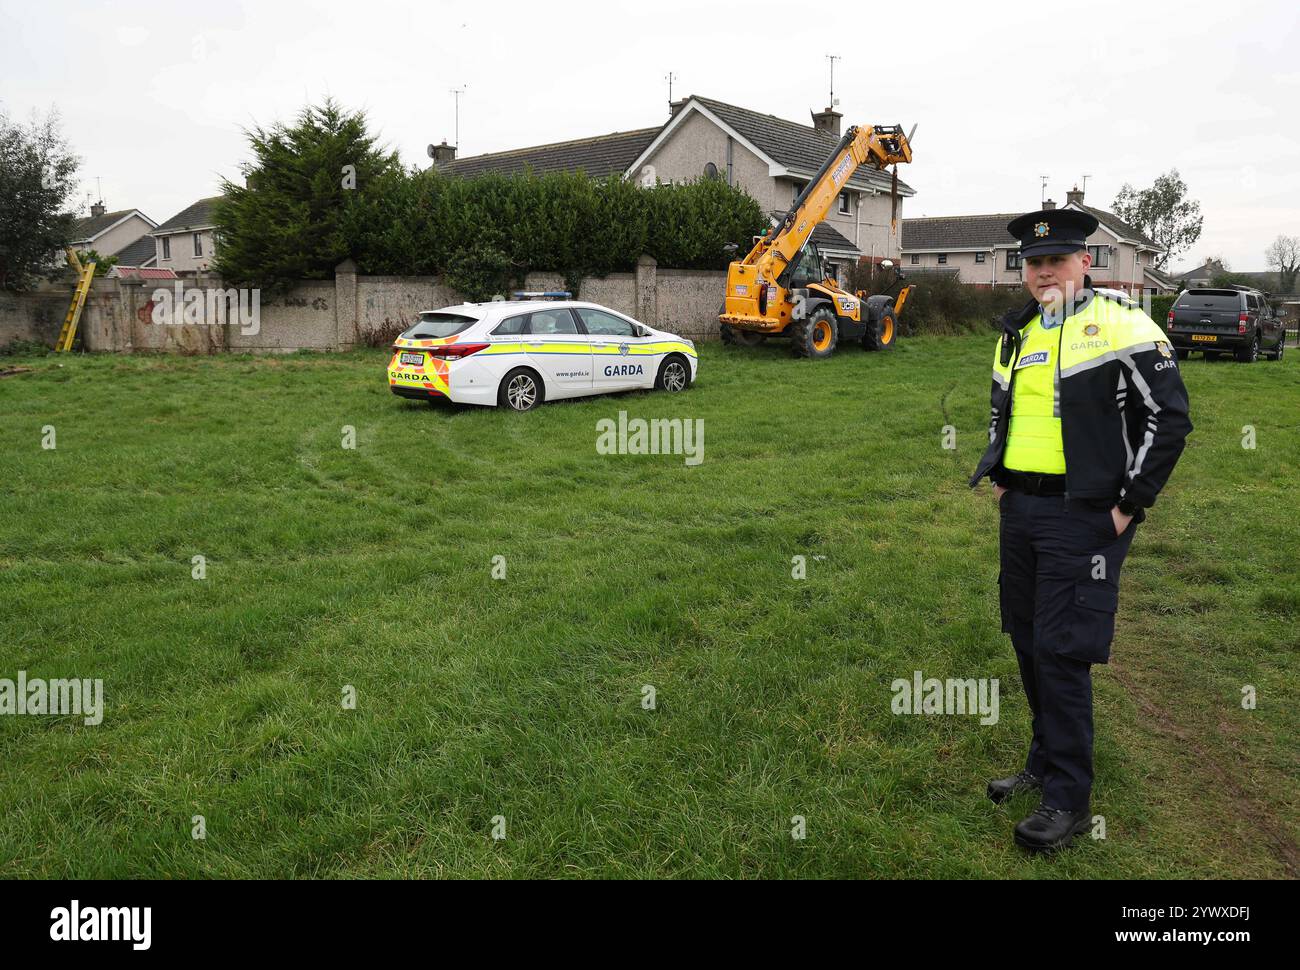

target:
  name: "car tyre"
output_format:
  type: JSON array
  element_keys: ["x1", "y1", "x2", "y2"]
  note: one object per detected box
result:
[
  {"x1": 498, "y1": 367, "x2": 544, "y2": 412},
  {"x1": 1266, "y1": 336, "x2": 1285, "y2": 361},
  {"x1": 1236, "y1": 334, "x2": 1260, "y2": 363},
  {"x1": 656, "y1": 354, "x2": 692, "y2": 392},
  {"x1": 1175, "y1": 348, "x2": 1189, "y2": 360}
]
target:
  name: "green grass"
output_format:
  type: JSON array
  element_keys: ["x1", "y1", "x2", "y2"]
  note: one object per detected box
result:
[{"x1": 0, "y1": 336, "x2": 1296, "y2": 878}]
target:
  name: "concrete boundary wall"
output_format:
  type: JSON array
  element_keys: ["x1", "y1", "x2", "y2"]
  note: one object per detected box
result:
[{"x1": 1, "y1": 257, "x2": 727, "y2": 353}]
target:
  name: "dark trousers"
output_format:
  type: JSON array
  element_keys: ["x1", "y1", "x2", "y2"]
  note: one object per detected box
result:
[{"x1": 998, "y1": 489, "x2": 1136, "y2": 811}]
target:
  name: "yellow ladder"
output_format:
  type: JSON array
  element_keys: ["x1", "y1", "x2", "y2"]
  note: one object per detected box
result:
[{"x1": 56, "y1": 248, "x2": 96, "y2": 352}]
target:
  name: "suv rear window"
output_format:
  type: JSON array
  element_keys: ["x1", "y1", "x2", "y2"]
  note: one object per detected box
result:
[
  {"x1": 1176, "y1": 292, "x2": 1241, "y2": 311},
  {"x1": 401, "y1": 312, "x2": 478, "y2": 340}
]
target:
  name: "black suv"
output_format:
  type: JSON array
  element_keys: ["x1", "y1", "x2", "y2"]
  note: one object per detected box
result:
[{"x1": 1167, "y1": 287, "x2": 1286, "y2": 363}]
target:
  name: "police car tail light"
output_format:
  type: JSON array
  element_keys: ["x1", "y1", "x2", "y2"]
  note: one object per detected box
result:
[
  {"x1": 426, "y1": 342, "x2": 489, "y2": 360},
  {"x1": 1238, "y1": 313, "x2": 1249, "y2": 334},
  {"x1": 1166, "y1": 309, "x2": 1175, "y2": 326}
]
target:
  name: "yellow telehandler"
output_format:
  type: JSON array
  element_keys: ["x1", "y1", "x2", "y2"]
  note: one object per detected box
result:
[{"x1": 720, "y1": 122, "x2": 915, "y2": 358}]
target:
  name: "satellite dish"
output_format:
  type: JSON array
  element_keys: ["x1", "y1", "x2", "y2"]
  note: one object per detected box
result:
[
  {"x1": 427, "y1": 144, "x2": 437, "y2": 159},
  {"x1": 639, "y1": 164, "x2": 657, "y2": 188}
]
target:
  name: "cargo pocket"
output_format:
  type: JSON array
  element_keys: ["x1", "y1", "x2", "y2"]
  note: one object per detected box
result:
[{"x1": 1062, "y1": 581, "x2": 1119, "y2": 664}]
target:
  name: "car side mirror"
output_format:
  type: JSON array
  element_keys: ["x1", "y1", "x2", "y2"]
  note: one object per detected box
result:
[{"x1": 634, "y1": 324, "x2": 652, "y2": 337}]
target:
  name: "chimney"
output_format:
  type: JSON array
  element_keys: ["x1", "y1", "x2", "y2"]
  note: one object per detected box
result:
[
  {"x1": 1066, "y1": 185, "x2": 1084, "y2": 206},
  {"x1": 429, "y1": 141, "x2": 457, "y2": 166},
  {"x1": 669, "y1": 97, "x2": 689, "y2": 118},
  {"x1": 811, "y1": 106, "x2": 842, "y2": 137},
  {"x1": 90, "y1": 201, "x2": 106, "y2": 218},
  {"x1": 1042, "y1": 198, "x2": 1057, "y2": 210}
]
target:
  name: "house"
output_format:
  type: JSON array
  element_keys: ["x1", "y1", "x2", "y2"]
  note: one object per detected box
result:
[
  {"x1": 1169, "y1": 260, "x2": 1281, "y2": 294},
  {"x1": 69, "y1": 202, "x2": 157, "y2": 264},
  {"x1": 150, "y1": 196, "x2": 222, "y2": 275},
  {"x1": 110, "y1": 234, "x2": 161, "y2": 272},
  {"x1": 901, "y1": 187, "x2": 1175, "y2": 295},
  {"x1": 433, "y1": 94, "x2": 917, "y2": 281},
  {"x1": 1169, "y1": 259, "x2": 1225, "y2": 288}
]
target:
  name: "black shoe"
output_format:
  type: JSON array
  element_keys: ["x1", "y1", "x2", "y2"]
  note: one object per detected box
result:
[
  {"x1": 986, "y1": 771, "x2": 1041, "y2": 804},
  {"x1": 1014, "y1": 803, "x2": 1092, "y2": 853}
]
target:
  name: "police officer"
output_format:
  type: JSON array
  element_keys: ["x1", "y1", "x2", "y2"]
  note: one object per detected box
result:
[{"x1": 970, "y1": 207, "x2": 1192, "y2": 852}]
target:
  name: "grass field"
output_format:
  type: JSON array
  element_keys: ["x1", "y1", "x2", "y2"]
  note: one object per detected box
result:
[{"x1": 1, "y1": 335, "x2": 1296, "y2": 878}]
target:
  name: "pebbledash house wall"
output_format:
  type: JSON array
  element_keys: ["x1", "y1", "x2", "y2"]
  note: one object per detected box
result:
[{"x1": 3, "y1": 257, "x2": 728, "y2": 353}]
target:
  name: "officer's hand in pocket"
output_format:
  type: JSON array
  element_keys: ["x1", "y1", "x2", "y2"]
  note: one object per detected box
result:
[
  {"x1": 994, "y1": 484, "x2": 1008, "y2": 502},
  {"x1": 1111, "y1": 506, "x2": 1134, "y2": 536}
]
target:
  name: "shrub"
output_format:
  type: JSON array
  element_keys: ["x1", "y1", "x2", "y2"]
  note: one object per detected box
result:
[
  {"x1": 1149, "y1": 294, "x2": 1177, "y2": 330},
  {"x1": 849, "y1": 262, "x2": 1026, "y2": 335},
  {"x1": 214, "y1": 99, "x2": 769, "y2": 288}
]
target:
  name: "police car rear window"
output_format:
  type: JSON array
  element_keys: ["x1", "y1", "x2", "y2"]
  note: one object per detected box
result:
[{"x1": 402, "y1": 313, "x2": 477, "y2": 339}]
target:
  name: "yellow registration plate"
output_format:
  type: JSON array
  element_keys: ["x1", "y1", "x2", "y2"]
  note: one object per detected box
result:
[{"x1": 1191, "y1": 334, "x2": 1217, "y2": 342}]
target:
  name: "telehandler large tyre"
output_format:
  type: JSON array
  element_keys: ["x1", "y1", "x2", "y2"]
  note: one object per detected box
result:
[
  {"x1": 863, "y1": 305, "x2": 898, "y2": 352},
  {"x1": 719, "y1": 303, "x2": 766, "y2": 347},
  {"x1": 790, "y1": 305, "x2": 838, "y2": 359},
  {"x1": 720, "y1": 323, "x2": 766, "y2": 347}
]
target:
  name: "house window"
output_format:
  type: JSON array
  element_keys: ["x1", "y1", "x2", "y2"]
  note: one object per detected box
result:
[
  {"x1": 838, "y1": 192, "x2": 851, "y2": 215},
  {"x1": 1088, "y1": 245, "x2": 1109, "y2": 268},
  {"x1": 193, "y1": 232, "x2": 203, "y2": 257},
  {"x1": 910, "y1": 254, "x2": 919, "y2": 265},
  {"x1": 1006, "y1": 251, "x2": 1022, "y2": 270},
  {"x1": 704, "y1": 162, "x2": 719, "y2": 180},
  {"x1": 161, "y1": 236, "x2": 171, "y2": 260},
  {"x1": 937, "y1": 254, "x2": 948, "y2": 265},
  {"x1": 975, "y1": 252, "x2": 986, "y2": 264}
]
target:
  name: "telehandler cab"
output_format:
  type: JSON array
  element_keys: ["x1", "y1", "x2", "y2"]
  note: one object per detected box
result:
[{"x1": 719, "y1": 122, "x2": 915, "y2": 359}]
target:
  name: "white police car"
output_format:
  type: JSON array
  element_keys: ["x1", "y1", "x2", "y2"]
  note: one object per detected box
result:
[{"x1": 387, "y1": 294, "x2": 698, "y2": 412}]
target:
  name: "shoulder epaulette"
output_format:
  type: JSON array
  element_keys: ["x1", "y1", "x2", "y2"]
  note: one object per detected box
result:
[{"x1": 1093, "y1": 287, "x2": 1138, "y2": 310}]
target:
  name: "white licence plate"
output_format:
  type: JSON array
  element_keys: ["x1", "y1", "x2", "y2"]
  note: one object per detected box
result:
[{"x1": 399, "y1": 352, "x2": 425, "y2": 366}]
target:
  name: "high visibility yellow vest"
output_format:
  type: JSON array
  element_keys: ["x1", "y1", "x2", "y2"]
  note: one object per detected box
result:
[
  {"x1": 994, "y1": 291, "x2": 1171, "y2": 475},
  {"x1": 1003, "y1": 314, "x2": 1065, "y2": 473}
]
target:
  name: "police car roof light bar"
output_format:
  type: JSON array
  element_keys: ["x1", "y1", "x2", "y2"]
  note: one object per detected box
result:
[{"x1": 511, "y1": 291, "x2": 572, "y2": 301}]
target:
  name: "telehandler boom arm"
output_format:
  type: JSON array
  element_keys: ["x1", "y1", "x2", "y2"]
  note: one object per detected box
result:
[{"x1": 739, "y1": 124, "x2": 912, "y2": 286}]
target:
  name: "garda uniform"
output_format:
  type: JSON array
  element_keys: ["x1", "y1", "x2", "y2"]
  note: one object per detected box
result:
[{"x1": 969, "y1": 208, "x2": 1192, "y2": 851}]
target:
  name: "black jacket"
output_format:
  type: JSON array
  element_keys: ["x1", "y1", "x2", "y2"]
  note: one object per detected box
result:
[{"x1": 970, "y1": 283, "x2": 1193, "y2": 519}]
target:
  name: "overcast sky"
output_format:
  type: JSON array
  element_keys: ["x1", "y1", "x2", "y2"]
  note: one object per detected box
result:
[{"x1": 4, "y1": 0, "x2": 1297, "y2": 271}]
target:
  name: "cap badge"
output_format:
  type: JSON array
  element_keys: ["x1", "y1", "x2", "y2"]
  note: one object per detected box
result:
[
  {"x1": 1084, "y1": 324, "x2": 1099, "y2": 336},
  {"x1": 1034, "y1": 222, "x2": 1050, "y2": 238}
]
